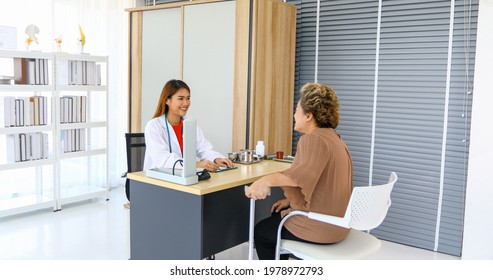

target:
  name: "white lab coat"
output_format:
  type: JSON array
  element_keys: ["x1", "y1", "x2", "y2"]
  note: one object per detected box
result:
[{"x1": 143, "y1": 116, "x2": 225, "y2": 170}]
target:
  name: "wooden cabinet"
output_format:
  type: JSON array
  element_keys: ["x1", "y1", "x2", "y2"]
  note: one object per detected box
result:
[{"x1": 127, "y1": 0, "x2": 296, "y2": 156}]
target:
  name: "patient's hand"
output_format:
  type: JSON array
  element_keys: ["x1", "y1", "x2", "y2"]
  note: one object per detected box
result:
[
  {"x1": 271, "y1": 198, "x2": 290, "y2": 213},
  {"x1": 245, "y1": 180, "x2": 271, "y2": 200}
]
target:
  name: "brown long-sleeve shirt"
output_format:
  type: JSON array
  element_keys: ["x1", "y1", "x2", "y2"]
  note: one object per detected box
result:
[{"x1": 281, "y1": 127, "x2": 353, "y2": 243}]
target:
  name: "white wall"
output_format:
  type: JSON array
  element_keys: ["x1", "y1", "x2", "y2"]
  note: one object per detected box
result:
[{"x1": 462, "y1": 0, "x2": 493, "y2": 260}]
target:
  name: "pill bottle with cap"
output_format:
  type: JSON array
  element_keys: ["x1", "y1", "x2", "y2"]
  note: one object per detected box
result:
[{"x1": 255, "y1": 140, "x2": 265, "y2": 157}]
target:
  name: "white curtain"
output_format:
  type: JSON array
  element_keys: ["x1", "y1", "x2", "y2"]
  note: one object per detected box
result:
[{"x1": 0, "y1": 0, "x2": 134, "y2": 187}]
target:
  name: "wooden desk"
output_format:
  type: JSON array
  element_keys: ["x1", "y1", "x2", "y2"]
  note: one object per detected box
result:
[{"x1": 128, "y1": 160, "x2": 290, "y2": 260}]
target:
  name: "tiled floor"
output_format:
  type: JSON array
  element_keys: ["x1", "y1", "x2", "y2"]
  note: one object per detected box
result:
[{"x1": 0, "y1": 186, "x2": 458, "y2": 260}]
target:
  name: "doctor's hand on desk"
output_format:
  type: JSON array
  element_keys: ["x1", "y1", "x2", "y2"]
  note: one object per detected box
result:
[
  {"x1": 197, "y1": 160, "x2": 220, "y2": 171},
  {"x1": 213, "y1": 158, "x2": 234, "y2": 168},
  {"x1": 196, "y1": 158, "x2": 234, "y2": 171},
  {"x1": 245, "y1": 179, "x2": 271, "y2": 200}
]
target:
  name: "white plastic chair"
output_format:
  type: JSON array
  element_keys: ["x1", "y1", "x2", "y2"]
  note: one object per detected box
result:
[{"x1": 274, "y1": 172, "x2": 398, "y2": 260}]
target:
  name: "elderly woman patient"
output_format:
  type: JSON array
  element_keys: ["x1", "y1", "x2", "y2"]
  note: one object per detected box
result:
[{"x1": 245, "y1": 82, "x2": 353, "y2": 260}]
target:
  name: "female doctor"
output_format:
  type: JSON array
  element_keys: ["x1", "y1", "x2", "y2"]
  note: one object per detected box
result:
[{"x1": 143, "y1": 79, "x2": 234, "y2": 171}]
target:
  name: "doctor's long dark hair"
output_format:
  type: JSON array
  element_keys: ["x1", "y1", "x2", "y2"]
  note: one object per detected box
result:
[{"x1": 152, "y1": 79, "x2": 191, "y2": 118}]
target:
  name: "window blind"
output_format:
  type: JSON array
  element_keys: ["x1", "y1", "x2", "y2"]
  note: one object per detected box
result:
[{"x1": 288, "y1": 0, "x2": 477, "y2": 256}]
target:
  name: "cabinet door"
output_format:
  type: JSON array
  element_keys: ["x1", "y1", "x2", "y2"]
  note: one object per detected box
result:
[
  {"x1": 141, "y1": 8, "x2": 182, "y2": 130},
  {"x1": 183, "y1": 1, "x2": 236, "y2": 156},
  {"x1": 250, "y1": 0, "x2": 296, "y2": 155}
]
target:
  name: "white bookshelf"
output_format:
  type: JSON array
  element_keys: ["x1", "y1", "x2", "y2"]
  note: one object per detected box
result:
[{"x1": 0, "y1": 50, "x2": 109, "y2": 218}]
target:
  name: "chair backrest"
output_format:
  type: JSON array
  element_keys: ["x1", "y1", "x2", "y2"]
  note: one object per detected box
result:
[
  {"x1": 348, "y1": 172, "x2": 398, "y2": 231},
  {"x1": 125, "y1": 133, "x2": 146, "y2": 173}
]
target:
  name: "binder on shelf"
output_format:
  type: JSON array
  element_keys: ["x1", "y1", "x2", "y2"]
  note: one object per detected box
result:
[
  {"x1": 75, "y1": 129, "x2": 80, "y2": 151},
  {"x1": 39, "y1": 59, "x2": 44, "y2": 85},
  {"x1": 82, "y1": 61, "x2": 87, "y2": 85},
  {"x1": 80, "y1": 128, "x2": 86, "y2": 151},
  {"x1": 42, "y1": 132, "x2": 48, "y2": 159},
  {"x1": 27, "y1": 59, "x2": 35, "y2": 85},
  {"x1": 13, "y1": 57, "x2": 28, "y2": 84},
  {"x1": 31, "y1": 133, "x2": 38, "y2": 160},
  {"x1": 43, "y1": 59, "x2": 49, "y2": 85},
  {"x1": 19, "y1": 133, "x2": 26, "y2": 161},
  {"x1": 39, "y1": 96, "x2": 44, "y2": 125},
  {"x1": 64, "y1": 97, "x2": 70, "y2": 123},
  {"x1": 14, "y1": 99, "x2": 25, "y2": 126},
  {"x1": 43, "y1": 96, "x2": 47, "y2": 125},
  {"x1": 6, "y1": 134, "x2": 21, "y2": 162},
  {"x1": 34, "y1": 58, "x2": 41, "y2": 85},
  {"x1": 1, "y1": 96, "x2": 14, "y2": 127},
  {"x1": 67, "y1": 97, "x2": 73, "y2": 123},
  {"x1": 0, "y1": 97, "x2": 6, "y2": 127},
  {"x1": 22, "y1": 97, "x2": 31, "y2": 126},
  {"x1": 76, "y1": 61, "x2": 83, "y2": 85},
  {"x1": 96, "y1": 64, "x2": 101, "y2": 85},
  {"x1": 30, "y1": 96, "x2": 39, "y2": 125},
  {"x1": 81, "y1": 96, "x2": 87, "y2": 122},
  {"x1": 56, "y1": 59, "x2": 69, "y2": 86},
  {"x1": 12, "y1": 57, "x2": 49, "y2": 85},
  {"x1": 73, "y1": 96, "x2": 80, "y2": 123},
  {"x1": 25, "y1": 132, "x2": 32, "y2": 161}
]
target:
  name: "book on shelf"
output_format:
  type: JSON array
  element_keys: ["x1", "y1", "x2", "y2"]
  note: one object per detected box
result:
[
  {"x1": 5, "y1": 132, "x2": 49, "y2": 162},
  {"x1": 59, "y1": 60, "x2": 101, "y2": 86},
  {"x1": 1, "y1": 96, "x2": 48, "y2": 127},
  {"x1": 60, "y1": 128, "x2": 86, "y2": 153},
  {"x1": 12, "y1": 57, "x2": 48, "y2": 85},
  {"x1": 29, "y1": 98, "x2": 35, "y2": 125},
  {"x1": 43, "y1": 58, "x2": 49, "y2": 85},
  {"x1": 6, "y1": 134, "x2": 21, "y2": 162},
  {"x1": 1, "y1": 96, "x2": 14, "y2": 127},
  {"x1": 30, "y1": 96, "x2": 39, "y2": 125},
  {"x1": 0, "y1": 97, "x2": 5, "y2": 127},
  {"x1": 19, "y1": 133, "x2": 26, "y2": 161},
  {"x1": 40, "y1": 96, "x2": 46, "y2": 125},
  {"x1": 13, "y1": 57, "x2": 28, "y2": 84},
  {"x1": 60, "y1": 95, "x2": 86, "y2": 123},
  {"x1": 22, "y1": 97, "x2": 31, "y2": 126},
  {"x1": 56, "y1": 59, "x2": 69, "y2": 86},
  {"x1": 14, "y1": 99, "x2": 24, "y2": 126},
  {"x1": 42, "y1": 132, "x2": 48, "y2": 159},
  {"x1": 27, "y1": 59, "x2": 35, "y2": 85},
  {"x1": 80, "y1": 96, "x2": 87, "y2": 122}
]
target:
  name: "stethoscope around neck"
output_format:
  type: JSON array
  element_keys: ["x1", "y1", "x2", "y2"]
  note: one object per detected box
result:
[{"x1": 164, "y1": 113, "x2": 184, "y2": 153}]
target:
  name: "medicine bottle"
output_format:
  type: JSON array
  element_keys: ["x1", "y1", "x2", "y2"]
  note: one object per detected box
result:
[{"x1": 255, "y1": 140, "x2": 265, "y2": 157}]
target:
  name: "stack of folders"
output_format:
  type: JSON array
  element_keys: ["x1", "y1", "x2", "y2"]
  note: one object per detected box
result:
[
  {"x1": 13, "y1": 57, "x2": 50, "y2": 85},
  {"x1": 60, "y1": 129, "x2": 86, "y2": 153},
  {"x1": 6, "y1": 132, "x2": 49, "y2": 162},
  {"x1": 60, "y1": 95, "x2": 87, "y2": 123},
  {"x1": 0, "y1": 96, "x2": 48, "y2": 127},
  {"x1": 56, "y1": 60, "x2": 102, "y2": 86}
]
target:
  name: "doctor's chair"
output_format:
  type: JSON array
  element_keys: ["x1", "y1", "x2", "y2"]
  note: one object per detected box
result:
[
  {"x1": 123, "y1": 133, "x2": 146, "y2": 202},
  {"x1": 274, "y1": 172, "x2": 398, "y2": 260}
]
